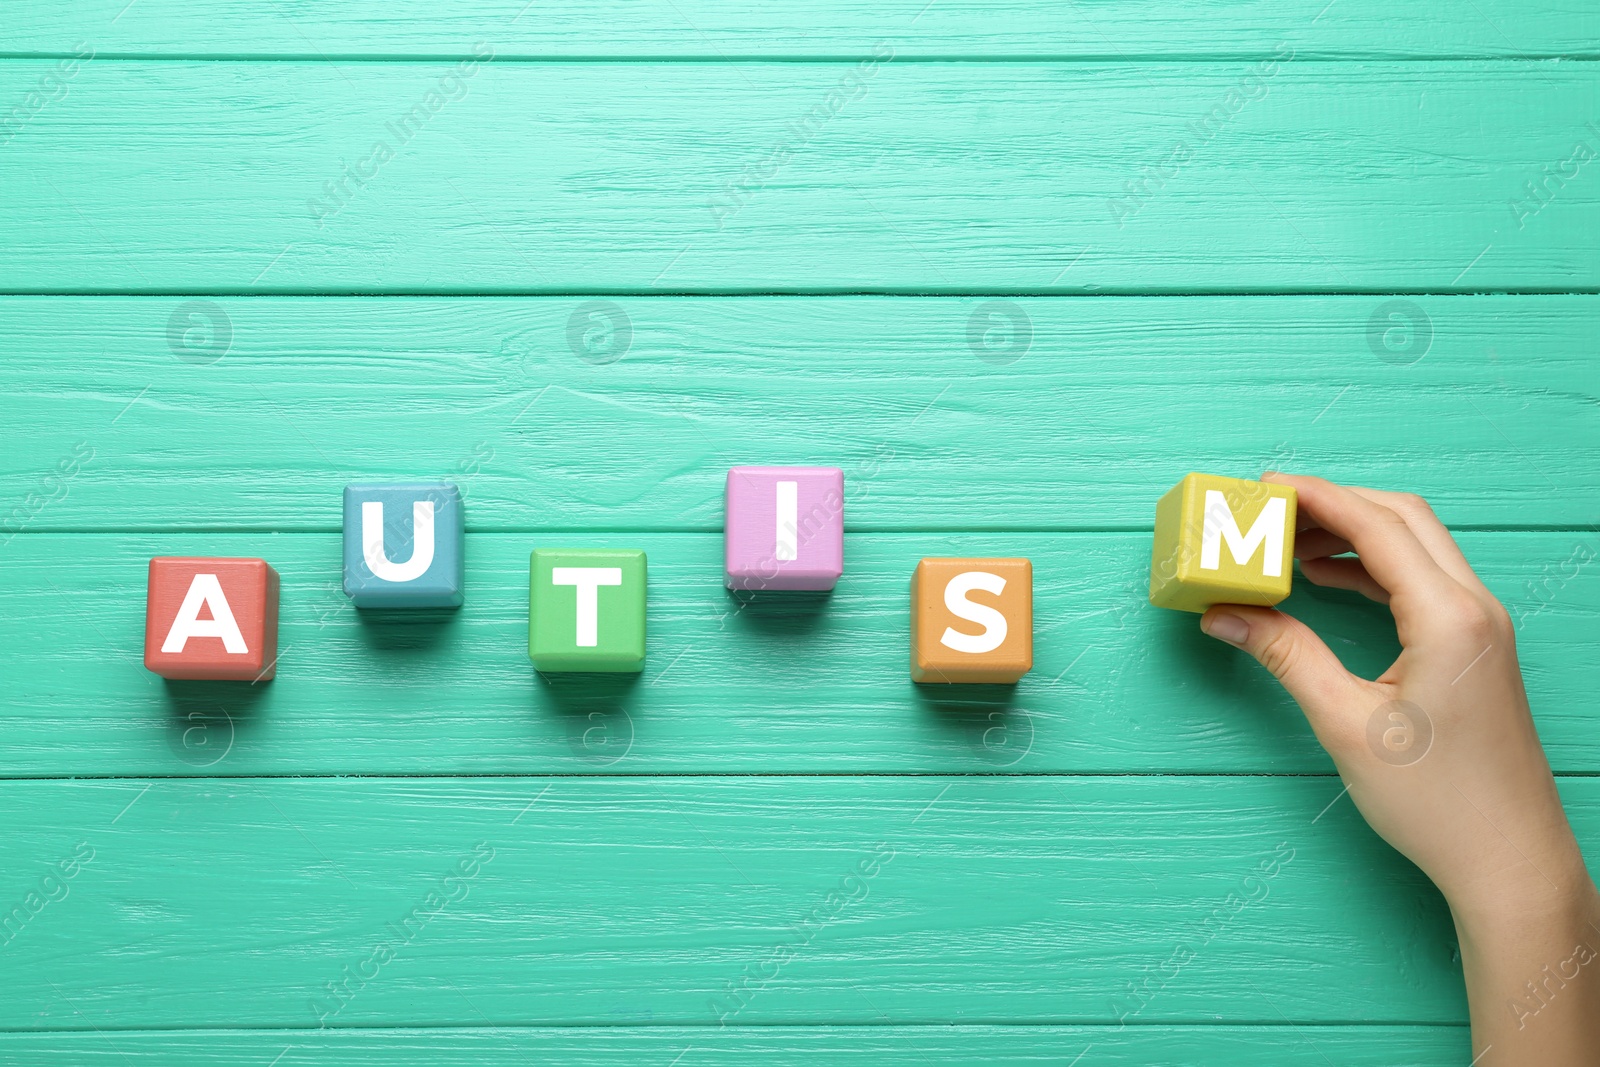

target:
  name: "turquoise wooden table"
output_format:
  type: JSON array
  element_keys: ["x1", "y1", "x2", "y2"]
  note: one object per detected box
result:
[{"x1": 3, "y1": 2, "x2": 1598, "y2": 1062}]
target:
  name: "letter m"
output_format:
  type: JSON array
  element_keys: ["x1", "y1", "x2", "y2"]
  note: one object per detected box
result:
[
  {"x1": 395, "y1": 105, "x2": 429, "y2": 138},
  {"x1": 1200, "y1": 491, "x2": 1286, "y2": 577},
  {"x1": 0, "y1": 906, "x2": 27, "y2": 941},
  {"x1": 797, "y1": 501, "x2": 832, "y2": 542},
  {"x1": 396, "y1": 908, "x2": 428, "y2": 939}
]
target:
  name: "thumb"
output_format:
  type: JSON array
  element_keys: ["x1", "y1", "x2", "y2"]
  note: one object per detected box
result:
[{"x1": 1200, "y1": 605, "x2": 1358, "y2": 720}]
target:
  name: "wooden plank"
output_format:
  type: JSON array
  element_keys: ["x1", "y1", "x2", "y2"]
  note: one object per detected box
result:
[
  {"x1": 2, "y1": 530, "x2": 1594, "y2": 776},
  {"x1": 5, "y1": 0, "x2": 1596, "y2": 58},
  {"x1": 4, "y1": 296, "x2": 1596, "y2": 531},
  {"x1": 4, "y1": 774, "x2": 1594, "y2": 1028},
  {"x1": 0, "y1": 1025, "x2": 1473, "y2": 1065},
  {"x1": 2, "y1": 63, "x2": 1596, "y2": 292}
]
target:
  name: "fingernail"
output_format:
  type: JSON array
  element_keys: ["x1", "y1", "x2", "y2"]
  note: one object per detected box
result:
[{"x1": 1203, "y1": 613, "x2": 1249, "y2": 645}]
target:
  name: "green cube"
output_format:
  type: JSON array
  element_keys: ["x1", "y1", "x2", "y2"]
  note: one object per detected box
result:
[{"x1": 528, "y1": 548, "x2": 647, "y2": 672}]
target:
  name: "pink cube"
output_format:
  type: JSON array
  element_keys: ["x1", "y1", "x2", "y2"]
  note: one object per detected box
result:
[{"x1": 724, "y1": 466, "x2": 844, "y2": 591}]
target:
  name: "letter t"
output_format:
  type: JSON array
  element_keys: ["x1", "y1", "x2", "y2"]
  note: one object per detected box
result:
[{"x1": 550, "y1": 567, "x2": 623, "y2": 646}]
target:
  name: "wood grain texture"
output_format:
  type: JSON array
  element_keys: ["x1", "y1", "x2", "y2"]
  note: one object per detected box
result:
[
  {"x1": 0, "y1": 1025, "x2": 1476, "y2": 1065},
  {"x1": 5, "y1": 0, "x2": 1597, "y2": 58},
  {"x1": 3, "y1": 2, "x2": 1598, "y2": 1058},
  {"x1": 5, "y1": 296, "x2": 1596, "y2": 531},
  {"x1": 3, "y1": 531, "x2": 1595, "y2": 776},
  {"x1": 4, "y1": 774, "x2": 1594, "y2": 1028},
  {"x1": 2, "y1": 63, "x2": 1597, "y2": 292}
]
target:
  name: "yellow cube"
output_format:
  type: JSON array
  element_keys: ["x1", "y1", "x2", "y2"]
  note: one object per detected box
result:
[{"x1": 1149, "y1": 473, "x2": 1297, "y2": 613}]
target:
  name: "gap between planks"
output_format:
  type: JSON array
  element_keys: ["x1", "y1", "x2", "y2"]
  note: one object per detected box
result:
[
  {"x1": 3, "y1": 52, "x2": 1600, "y2": 62},
  {"x1": 5, "y1": 772, "x2": 1598, "y2": 781},
  {"x1": 6, "y1": 525, "x2": 1593, "y2": 535},
  {"x1": 0, "y1": 1021, "x2": 1476, "y2": 1035},
  {"x1": 4, "y1": 288, "x2": 1600, "y2": 298}
]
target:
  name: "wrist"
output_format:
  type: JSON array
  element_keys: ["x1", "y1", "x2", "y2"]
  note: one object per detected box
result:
[{"x1": 1449, "y1": 865, "x2": 1600, "y2": 949}]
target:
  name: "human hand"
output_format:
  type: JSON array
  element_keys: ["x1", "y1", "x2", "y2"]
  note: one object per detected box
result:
[{"x1": 1196, "y1": 473, "x2": 1599, "y2": 1064}]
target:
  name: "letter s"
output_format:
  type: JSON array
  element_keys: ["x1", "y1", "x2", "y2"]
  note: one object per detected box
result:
[{"x1": 940, "y1": 571, "x2": 1008, "y2": 654}]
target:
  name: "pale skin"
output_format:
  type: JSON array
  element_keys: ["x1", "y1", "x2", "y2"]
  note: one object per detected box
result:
[{"x1": 1198, "y1": 473, "x2": 1600, "y2": 1066}]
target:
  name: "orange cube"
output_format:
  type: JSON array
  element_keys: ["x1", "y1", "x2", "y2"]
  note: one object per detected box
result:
[{"x1": 911, "y1": 558, "x2": 1032, "y2": 684}]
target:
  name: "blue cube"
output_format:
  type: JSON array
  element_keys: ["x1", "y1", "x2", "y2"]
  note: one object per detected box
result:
[{"x1": 342, "y1": 482, "x2": 465, "y2": 608}]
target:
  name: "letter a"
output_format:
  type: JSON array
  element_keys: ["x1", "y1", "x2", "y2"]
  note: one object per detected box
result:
[{"x1": 162, "y1": 574, "x2": 247, "y2": 654}]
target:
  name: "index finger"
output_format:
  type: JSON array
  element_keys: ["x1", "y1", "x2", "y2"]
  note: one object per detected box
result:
[
  {"x1": 1342, "y1": 485, "x2": 1491, "y2": 596},
  {"x1": 1262, "y1": 472, "x2": 1460, "y2": 607}
]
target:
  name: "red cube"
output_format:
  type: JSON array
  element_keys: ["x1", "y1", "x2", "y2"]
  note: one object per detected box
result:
[{"x1": 144, "y1": 557, "x2": 280, "y2": 682}]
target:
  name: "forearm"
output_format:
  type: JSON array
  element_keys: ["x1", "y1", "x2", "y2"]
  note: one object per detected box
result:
[
  {"x1": 1453, "y1": 872, "x2": 1600, "y2": 1065},
  {"x1": 1199, "y1": 475, "x2": 1600, "y2": 1063}
]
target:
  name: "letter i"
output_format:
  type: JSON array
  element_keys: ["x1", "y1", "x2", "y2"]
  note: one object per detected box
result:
[{"x1": 775, "y1": 481, "x2": 798, "y2": 561}]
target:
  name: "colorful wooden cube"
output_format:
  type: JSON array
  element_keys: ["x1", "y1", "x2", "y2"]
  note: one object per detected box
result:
[
  {"x1": 725, "y1": 466, "x2": 844, "y2": 591},
  {"x1": 911, "y1": 557, "x2": 1032, "y2": 684},
  {"x1": 144, "y1": 557, "x2": 280, "y2": 681},
  {"x1": 1148, "y1": 473, "x2": 1297, "y2": 613},
  {"x1": 529, "y1": 548, "x2": 647, "y2": 672},
  {"x1": 343, "y1": 482, "x2": 464, "y2": 608}
]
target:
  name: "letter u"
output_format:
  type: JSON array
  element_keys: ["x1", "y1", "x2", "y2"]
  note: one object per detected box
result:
[{"x1": 363, "y1": 500, "x2": 435, "y2": 582}]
